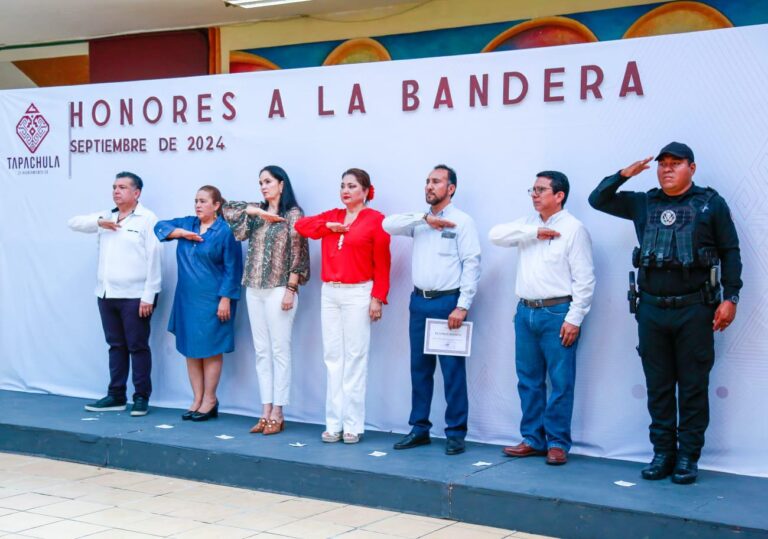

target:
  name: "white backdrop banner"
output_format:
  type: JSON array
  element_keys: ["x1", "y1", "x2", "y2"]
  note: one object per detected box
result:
[{"x1": 2, "y1": 25, "x2": 767, "y2": 477}]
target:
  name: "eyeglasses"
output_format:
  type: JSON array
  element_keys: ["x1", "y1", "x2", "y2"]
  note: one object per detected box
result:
[{"x1": 527, "y1": 186, "x2": 552, "y2": 196}]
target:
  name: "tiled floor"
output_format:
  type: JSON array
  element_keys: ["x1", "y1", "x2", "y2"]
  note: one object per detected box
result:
[{"x1": 0, "y1": 453, "x2": 556, "y2": 538}]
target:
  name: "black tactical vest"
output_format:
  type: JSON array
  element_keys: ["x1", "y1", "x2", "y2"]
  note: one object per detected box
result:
[{"x1": 635, "y1": 187, "x2": 719, "y2": 270}]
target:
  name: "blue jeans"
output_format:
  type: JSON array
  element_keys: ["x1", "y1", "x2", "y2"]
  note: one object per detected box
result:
[
  {"x1": 408, "y1": 292, "x2": 468, "y2": 439},
  {"x1": 514, "y1": 301, "x2": 578, "y2": 451}
]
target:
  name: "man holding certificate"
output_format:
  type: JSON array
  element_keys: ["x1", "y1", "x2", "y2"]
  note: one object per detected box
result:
[
  {"x1": 489, "y1": 171, "x2": 595, "y2": 465},
  {"x1": 382, "y1": 165, "x2": 481, "y2": 456}
]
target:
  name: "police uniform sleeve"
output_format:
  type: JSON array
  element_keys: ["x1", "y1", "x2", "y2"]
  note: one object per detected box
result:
[
  {"x1": 588, "y1": 172, "x2": 644, "y2": 220},
  {"x1": 711, "y1": 195, "x2": 742, "y2": 299}
]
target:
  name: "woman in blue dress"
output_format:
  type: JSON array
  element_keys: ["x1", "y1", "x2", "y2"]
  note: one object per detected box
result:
[{"x1": 155, "y1": 185, "x2": 243, "y2": 421}]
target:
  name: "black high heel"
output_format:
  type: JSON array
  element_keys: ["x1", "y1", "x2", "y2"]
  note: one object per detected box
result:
[
  {"x1": 191, "y1": 400, "x2": 219, "y2": 422},
  {"x1": 181, "y1": 409, "x2": 197, "y2": 421}
]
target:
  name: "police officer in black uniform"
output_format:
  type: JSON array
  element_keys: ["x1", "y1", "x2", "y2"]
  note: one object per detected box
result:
[{"x1": 589, "y1": 142, "x2": 742, "y2": 485}]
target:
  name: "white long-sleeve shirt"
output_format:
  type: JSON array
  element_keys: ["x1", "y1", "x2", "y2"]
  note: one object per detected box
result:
[
  {"x1": 488, "y1": 209, "x2": 594, "y2": 327},
  {"x1": 68, "y1": 203, "x2": 162, "y2": 304},
  {"x1": 382, "y1": 204, "x2": 481, "y2": 310}
]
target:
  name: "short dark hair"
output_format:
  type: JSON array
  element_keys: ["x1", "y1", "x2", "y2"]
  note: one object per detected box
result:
[
  {"x1": 433, "y1": 164, "x2": 457, "y2": 197},
  {"x1": 537, "y1": 170, "x2": 569, "y2": 207},
  {"x1": 260, "y1": 165, "x2": 302, "y2": 216},
  {"x1": 116, "y1": 171, "x2": 143, "y2": 191}
]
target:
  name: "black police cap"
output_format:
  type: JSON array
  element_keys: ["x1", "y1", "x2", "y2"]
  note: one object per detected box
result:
[{"x1": 655, "y1": 142, "x2": 695, "y2": 163}]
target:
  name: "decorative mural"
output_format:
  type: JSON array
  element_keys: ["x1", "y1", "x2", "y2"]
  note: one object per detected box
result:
[
  {"x1": 2, "y1": 0, "x2": 764, "y2": 87},
  {"x1": 229, "y1": 51, "x2": 279, "y2": 73},
  {"x1": 235, "y1": 0, "x2": 764, "y2": 72},
  {"x1": 323, "y1": 38, "x2": 391, "y2": 66},
  {"x1": 623, "y1": 1, "x2": 733, "y2": 37},
  {"x1": 481, "y1": 17, "x2": 598, "y2": 52}
]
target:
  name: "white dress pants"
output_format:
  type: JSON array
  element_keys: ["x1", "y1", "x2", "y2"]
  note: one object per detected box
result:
[
  {"x1": 321, "y1": 281, "x2": 372, "y2": 435},
  {"x1": 246, "y1": 286, "x2": 297, "y2": 406}
]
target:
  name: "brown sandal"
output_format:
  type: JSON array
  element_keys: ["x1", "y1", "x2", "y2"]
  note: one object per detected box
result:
[
  {"x1": 263, "y1": 418, "x2": 285, "y2": 435},
  {"x1": 249, "y1": 417, "x2": 268, "y2": 433}
]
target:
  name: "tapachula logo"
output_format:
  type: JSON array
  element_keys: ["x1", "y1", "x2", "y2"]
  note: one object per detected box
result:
[
  {"x1": 16, "y1": 103, "x2": 50, "y2": 154},
  {"x1": 7, "y1": 103, "x2": 60, "y2": 174}
]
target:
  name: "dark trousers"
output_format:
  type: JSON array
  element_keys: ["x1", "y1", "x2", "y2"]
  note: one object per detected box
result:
[
  {"x1": 408, "y1": 292, "x2": 468, "y2": 439},
  {"x1": 97, "y1": 297, "x2": 153, "y2": 400},
  {"x1": 636, "y1": 301, "x2": 715, "y2": 461}
]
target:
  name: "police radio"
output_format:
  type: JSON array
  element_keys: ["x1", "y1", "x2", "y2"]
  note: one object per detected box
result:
[
  {"x1": 628, "y1": 271, "x2": 639, "y2": 314},
  {"x1": 703, "y1": 265, "x2": 723, "y2": 306}
]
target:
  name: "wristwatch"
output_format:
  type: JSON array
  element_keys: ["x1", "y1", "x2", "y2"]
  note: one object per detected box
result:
[{"x1": 727, "y1": 295, "x2": 739, "y2": 305}]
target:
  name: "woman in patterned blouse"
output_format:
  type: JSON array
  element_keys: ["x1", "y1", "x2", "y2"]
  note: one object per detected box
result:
[{"x1": 222, "y1": 166, "x2": 309, "y2": 435}]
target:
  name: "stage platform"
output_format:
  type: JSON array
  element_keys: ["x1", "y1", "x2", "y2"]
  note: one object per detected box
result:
[{"x1": 1, "y1": 389, "x2": 766, "y2": 538}]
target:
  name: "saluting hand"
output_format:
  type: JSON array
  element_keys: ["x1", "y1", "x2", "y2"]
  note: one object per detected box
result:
[
  {"x1": 180, "y1": 229, "x2": 204, "y2": 242},
  {"x1": 537, "y1": 228, "x2": 561, "y2": 241},
  {"x1": 326, "y1": 222, "x2": 350, "y2": 234},
  {"x1": 426, "y1": 214, "x2": 456, "y2": 231},
  {"x1": 260, "y1": 210, "x2": 286, "y2": 223},
  {"x1": 98, "y1": 218, "x2": 120, "y2": 231},
  {"x1": 713, "y1": 300, "x2": 737, "y2": 332},
  {"x1": 620, "y1": 156, "x2": 654, "y2": 178},
  {"x1": 246, "y1": 206, "x2": 285, "y2": 223}
]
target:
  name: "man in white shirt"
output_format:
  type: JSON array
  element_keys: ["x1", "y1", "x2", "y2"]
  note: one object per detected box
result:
[
  {"x1": 383, "y1": 165, "x2": 481, "y2": 456},
  {"x1": 489, "y1": 171, "x2": 595, "y2": 465},
  {"x1": 68, "y1": 171, "x2": 162, "y2": 417}
]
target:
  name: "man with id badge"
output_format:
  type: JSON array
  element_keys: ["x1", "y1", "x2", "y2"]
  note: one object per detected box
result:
[
  {"x1": 489, "y1": 171, "x2": 595, "y2": 465},
  {"x1": 382, "y1": 164, "x2": 481, "y2": 455}
]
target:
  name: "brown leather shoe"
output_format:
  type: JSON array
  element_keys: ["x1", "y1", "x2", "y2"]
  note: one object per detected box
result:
[
  {"x1": 503, "y1": 442, "x2": 546, "y2": 458},
  {"x1": 263, "y1": 419, "x2": 285, "y2": 435},
  {"x1": 249, "y1": 417, "x2": 268, "y2": 434},
  {"x1": 546, "y1": 447, "x2": 568, "y2": 465}
]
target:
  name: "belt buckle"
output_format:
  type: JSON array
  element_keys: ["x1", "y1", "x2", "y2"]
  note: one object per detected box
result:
[
  {"x1": 533, "y1": 299, "x2": 544, "y2": 308},
  {"x1": 422, "y1": 289, "x2": 431, "y2": 299}
]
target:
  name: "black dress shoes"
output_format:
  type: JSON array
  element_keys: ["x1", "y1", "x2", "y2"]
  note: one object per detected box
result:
[
  {"x1": 445, "y1": 437, "x2": 465, "y2": 455},
  {"x1": 191, "y1": 401, "x2": 219, "y2": 422},
  {"x1": 181, "y1": 410, "x2": 197, "y2": 421},
  {"x1": 671, "y1": 455, "x2": 698, "y2": 485},
  {"x1": 641, "y1": 453, "x2": 676, "y2": 480},
  {"x1": 393, "y1": 431, "x2": 431, "y2": 450}
]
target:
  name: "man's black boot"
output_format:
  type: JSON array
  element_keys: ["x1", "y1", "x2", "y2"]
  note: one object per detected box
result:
[
  {"x1": 641, "y1": 453, "x2": 676, "y2": 480},
  {"x1": 671, "y1": 455, "x2": 698, "y2": 485}
]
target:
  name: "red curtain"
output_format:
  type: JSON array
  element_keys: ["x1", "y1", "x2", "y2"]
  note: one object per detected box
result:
[{"x1": 90, "y1": 29, "x2": 209, "y2": 83}]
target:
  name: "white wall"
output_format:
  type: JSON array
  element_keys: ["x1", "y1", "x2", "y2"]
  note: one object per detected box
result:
[{"x1": 2, "y1": 25, "x2": 767, "y2": 476}]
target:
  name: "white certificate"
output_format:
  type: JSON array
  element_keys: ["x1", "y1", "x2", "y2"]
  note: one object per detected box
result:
[{"x1": 424, "y1": 318, "x2": 473, "y2": 357}]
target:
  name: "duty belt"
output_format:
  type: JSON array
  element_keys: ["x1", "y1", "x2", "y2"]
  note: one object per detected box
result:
[
  {"x1": 520, "y1": 295, "x2": 572, "y2": 308},
  {"x1": 639, "y1": 290, "x2": 705, "y2": 309},
  {"x1": 414, "y1": 287, "x2": 460, "y2": 299}
]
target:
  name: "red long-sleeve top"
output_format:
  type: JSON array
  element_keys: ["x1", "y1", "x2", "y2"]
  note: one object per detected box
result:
[{"x1": 295, "y1": 208, "x2": 391, "y2": 303}]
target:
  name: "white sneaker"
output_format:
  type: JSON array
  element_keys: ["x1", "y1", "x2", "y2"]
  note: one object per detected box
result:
[{"x1": 322, "y1": 431, "x2": 342, "y2": 443}]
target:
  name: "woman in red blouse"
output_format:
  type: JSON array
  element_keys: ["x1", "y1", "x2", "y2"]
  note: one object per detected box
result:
[{"x1": 295, "y1": 168, "x2": 390, "y2": 444}]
